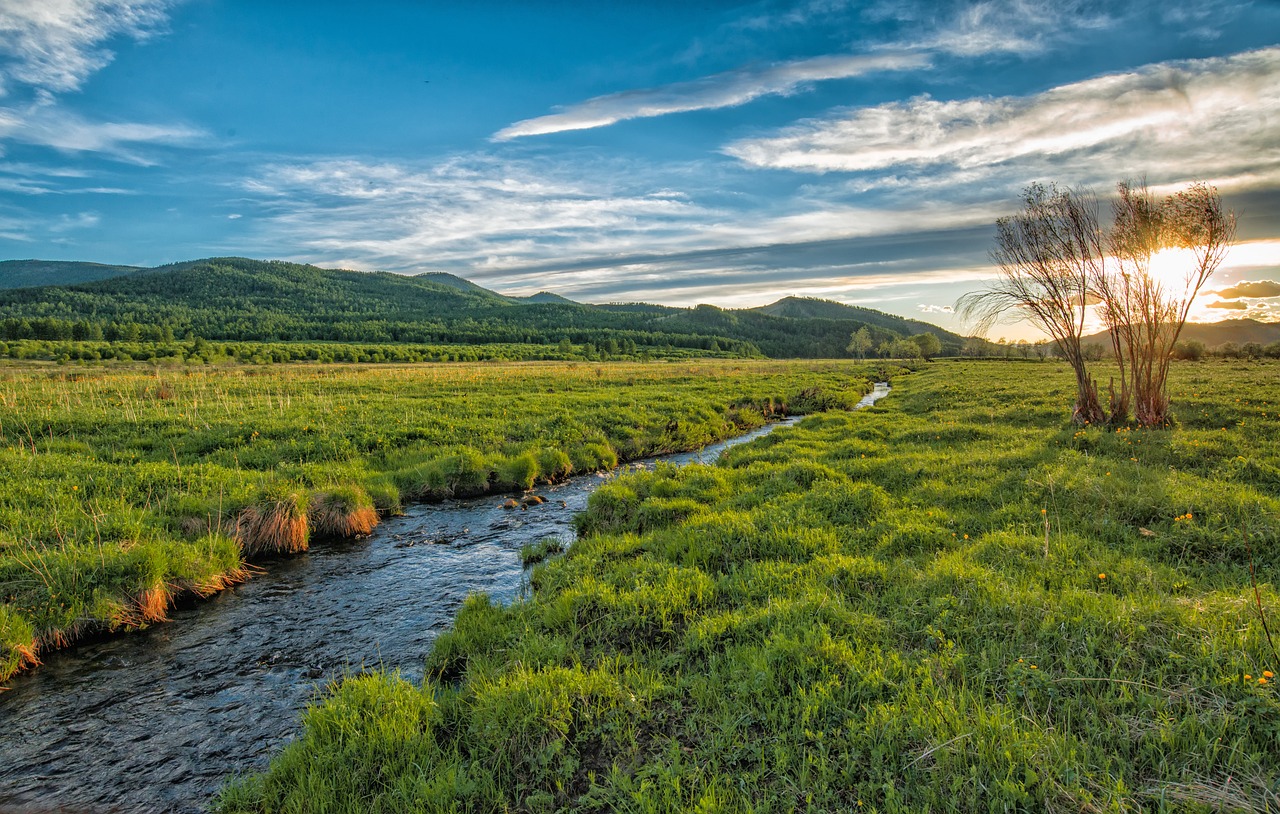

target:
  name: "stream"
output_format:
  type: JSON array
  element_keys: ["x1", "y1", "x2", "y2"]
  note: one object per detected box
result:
[{"x1": 0, "y1": 384, "x2": 889, "y2": 813}]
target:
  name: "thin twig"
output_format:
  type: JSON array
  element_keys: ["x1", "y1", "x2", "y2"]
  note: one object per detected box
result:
[{"x1": 903, "y1": 733, "x2": 972, "y2": 771}]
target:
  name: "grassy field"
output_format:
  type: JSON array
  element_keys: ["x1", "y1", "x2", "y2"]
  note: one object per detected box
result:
[
  {"x1": 0, "y1": 359, "x2": 876, "y2": 682},
  {"x1": 218, "y1": 359, "x2": 1280, "y2": 813}
]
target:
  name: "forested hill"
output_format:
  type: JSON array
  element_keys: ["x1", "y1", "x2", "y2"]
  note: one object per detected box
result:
[
  {"x1": 755, "y1": 296, "x2": 959, "y2": 342},
  {"x1": 0, "y1": 257, "x2": 961, "y2": 358},
  {"x1": 0, "y1": 259, "x2": 144, "y2": 289}
]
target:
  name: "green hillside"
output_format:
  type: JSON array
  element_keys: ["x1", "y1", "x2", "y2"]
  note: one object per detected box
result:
[
  {"x1": 519, "y1": 291, "x2": 578, "y2": 304},
  {"x1": 0, "y1": 259, "x2": 143, "y2": 289},
  {"x1": 412, "y1": 271, "x2": 502, "y2": 297},
  {"x1": 0, "y1": 257, "x2": 958, "y2": 358},
  {"x1": 756, "y1": 296, "x2": 963, "y2": 343}
]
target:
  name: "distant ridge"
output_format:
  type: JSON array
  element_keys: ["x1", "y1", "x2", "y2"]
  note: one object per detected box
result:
[
  {"x1": 755, "y1": 297, "x2": 863, "y2": 320},
  {"x1": 0, "y1": 259, "x2": 143, "y2": 290},
  {"x1": 518, "y1": 291, "x2": 577, "y2": 305},
  {"x1": 1083, "y1": 318, "x2": 1280, "y2": 348},
  {"x1": 412, "y1": 271, "x2": 499, "y2": 297},
  {"x1": 754, "y1": 296, "x2": 962, "y2": 343},
  {"x1": 0, "y1": 256, "x2": 959, "y2": 358}
]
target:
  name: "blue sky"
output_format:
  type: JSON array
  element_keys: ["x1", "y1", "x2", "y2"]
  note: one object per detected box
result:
[{"x1": 2, "y1": 0, "x2": 1279, "y2": 337}]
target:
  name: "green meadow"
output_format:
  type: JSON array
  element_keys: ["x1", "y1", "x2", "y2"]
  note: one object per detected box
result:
[
  {"x1": 218, "y1": 359, "x2": 1280, "y2": 813},
  {"x1": 0, "y1": 359, "x2": 874, "y2": 681}
]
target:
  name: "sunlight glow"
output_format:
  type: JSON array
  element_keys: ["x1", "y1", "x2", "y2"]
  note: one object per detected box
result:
[{"x1": 1146, "y1": 247, "x2": 1202, "y2": 292}]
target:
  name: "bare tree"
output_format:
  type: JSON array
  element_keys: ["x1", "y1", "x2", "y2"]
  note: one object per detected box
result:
[
  {"x1": 1089, "y1": 180, "x2": 1161, "y2": 423},
  {"x1": 1096, "y1": 180, "x2": 1236, "y2": 426},
  {"x1": 958, "y1": 183, "x2": 1106, "y2": 425}
]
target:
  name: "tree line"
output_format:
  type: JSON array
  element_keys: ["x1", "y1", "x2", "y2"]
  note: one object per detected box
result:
[{"x1": 0, "y1": 337, "x2": 748, "y2": 366}]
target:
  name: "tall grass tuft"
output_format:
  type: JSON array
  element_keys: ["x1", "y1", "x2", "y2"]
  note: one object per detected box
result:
[
  {"x1": 308, "y1": 486, "x2": 378, "y2": 539},
  {"x1": 0, "y1": 605, "x2": 39, "y2": 677},
  {"x1": 131, "y1": 585, "x2": 171, "y2": 624},
  {"x1": 235, "y1": 492, "x2": 309, "y2": 555}
]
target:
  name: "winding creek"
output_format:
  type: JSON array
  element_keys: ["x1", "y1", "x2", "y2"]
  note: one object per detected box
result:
[{"x1": 0, "y1": 384, "x2": 889, "y2": 814}]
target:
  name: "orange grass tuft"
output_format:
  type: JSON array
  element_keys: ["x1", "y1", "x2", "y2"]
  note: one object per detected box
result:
[
  {"x1": 7, "y1": 640, "x2": 40, "y2": 673},
  {"x1": 134, "y1": 586, "x2": 172, "y2": 624},
  {"x1": 235, "y1": 497, "x2": 309, "y2": 556},
  {"x1": 309, "y1": 490, "x2": 379, "y2": 539},
  {"x1": 190, "y1": 564, "x2": 254, "y2": 597}
]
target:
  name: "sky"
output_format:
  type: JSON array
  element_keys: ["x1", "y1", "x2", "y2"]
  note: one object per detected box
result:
[{"x1": 1, "y1": 0, "x2": 1279, "y2": 338}]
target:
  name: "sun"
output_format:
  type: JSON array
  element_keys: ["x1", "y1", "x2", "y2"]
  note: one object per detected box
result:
[{"x1": 1145, "y1": 247, "x2": 1201, "y2": 292}]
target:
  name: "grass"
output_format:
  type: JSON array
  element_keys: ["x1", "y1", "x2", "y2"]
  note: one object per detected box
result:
[
  {"x1": 217, "y1": 358, "x2": 1280, "y2": 813},
  {"x1": 0, "y1": 359, "x2": 874, "y2": 682},
  {"x1": 521, "y1": 538, "x2": 567, "y2": 567}
]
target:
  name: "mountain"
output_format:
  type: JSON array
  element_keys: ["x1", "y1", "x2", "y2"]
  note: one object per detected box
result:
[
  {"x1": 1083, "y1": 319, "x2": 1280, "y2": 348},
  {"x1": 755, "y1": 297, "x2": 965, "y2": 344},
  {"x1": 0, "y1": 260, "x2": 143, "y2": 290},
  {"x1": 412, "y1": 271, "x2": 500, "y2": 297},
  {"x1": 0, "y1": 257, "x2": 957, "y2": 358},
  {"x1": 518, "y1": 292, "x2": 578, "y2": 305},
  {"x1": 756, "y1": 297, "x2": 871, "y2": 321}
]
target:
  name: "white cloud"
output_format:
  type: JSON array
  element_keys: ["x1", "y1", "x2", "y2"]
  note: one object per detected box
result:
[
  {"x1": 0, "y1": 98, "x2": 204, "y2": 161},
  {"x1": 235, "y1": 153, "x2": 1008, "y2": 309},
  {"x1": 242, "y1": 157, "x2": 718, "y2": 272},
  {"x1": 241, "y1": 154, "x2": 1007, "y2": 272},
  {"x1": 0, "y1": 0, "x2": 171, "y2": 94},
  {"x1": 2, "y1": 100, "x2": 201, "y2": 155},
  {"x1": 492, "y1": 52, "x2": 927, "y2": 141},
  {"x1": 491, "y1": 0, "x2": 1157, "y2": 142},
  {"x1": 905, "y1": 0, "x2": 1116, "y2": 57},
  {"x1": 724, "y1": 46, "x2": 1280, "y2": 193},
  {"x1": 918, "y1": 303, "x2": 955, "y2": 313},
  {"x1": 1216, "y1": 280, "x2": 1280, "y2": 299},
  {"x1": 48, "y1": 210, "x2": 100, "y2": 231},
  {"x1": 733, "y1": 0, "x2": 857, "y2": 32},
  {"x1": 0, "y1": 1, "x2": 199, "y2": 164},
  {"x1": 0, "y1": 213, "x2": 33, "y2": 241}
]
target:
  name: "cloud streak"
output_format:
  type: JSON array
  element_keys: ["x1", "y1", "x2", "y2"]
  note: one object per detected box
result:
[
  {"x1": 1215, "y1": 280, "x2": 1280, "y2": 299},
  {"x1": 904, "y1": 0, "x2": 1116, "y2": 57},
  {"x1": 0, "y1": 100, "x2": 203, "y2": 160},
  {"x1": 492, "y1": 52, "x2": 927, "y2": 141},
  {"x1": 491, "y1": 0, "x2": 1153, "y2": 142},
  {"x1": 0, "y1": 97, "x2": 202, "y2": 163},
  {"x1": 241, "y1": 157, "x2": 718, "y2": 273},
  {"x1": 724, "y1": 47, "x2": 1280, "y2": 192},
  {"x1": 236, "y1": 153, "x2": 1004, "y2": 312}
]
